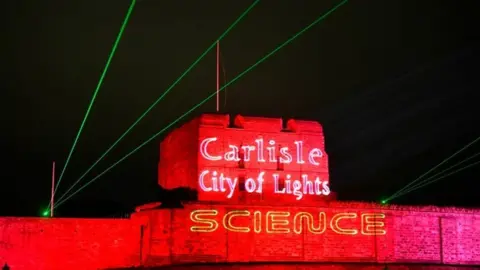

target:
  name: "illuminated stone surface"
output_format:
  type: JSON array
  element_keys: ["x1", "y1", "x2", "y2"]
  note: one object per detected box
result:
[
  {"x1": 159, "y1": 114, "x2": 331, "y2": 204},
  {"x1": 1, "y1": 115, "x2": 479, "y2": 269}
]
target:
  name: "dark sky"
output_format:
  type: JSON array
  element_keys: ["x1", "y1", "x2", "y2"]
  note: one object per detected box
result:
[{"x1": 1, "y1": 0, "x2": 479, "y2": 217}]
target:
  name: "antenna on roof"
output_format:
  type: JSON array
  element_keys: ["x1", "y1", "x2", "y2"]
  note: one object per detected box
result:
[
  {"x1": 50, "y1": 161, "x2": 55, "y2": 217},
  {"x1": 216, "y1": 40, "x2": 220, "y2": 112}
]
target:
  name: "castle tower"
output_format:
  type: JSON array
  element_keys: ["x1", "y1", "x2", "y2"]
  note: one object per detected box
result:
[{"x1": 158, "y1": 114, "x2": 335, "y2": 205}]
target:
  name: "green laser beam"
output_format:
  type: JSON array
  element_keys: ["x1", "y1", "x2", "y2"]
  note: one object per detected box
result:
[
  {"x1": 387, "y1": 135, "x2": 480, "y2": 200},
  {"x1": 54, "y1": 0, "x2": 136, "y2": 196},
  {"x1": 53, "y1": 0, "x2": 260, "y2": 206},
  {"x1": 388, "y1": 160, "x2": 480, "y2": 201},
  {"x1": 391, "y1": 152, "x2": 480, "y2": 199},
  {"x1": 53, "y1": 0, "x2": 349, "y2": 209}
]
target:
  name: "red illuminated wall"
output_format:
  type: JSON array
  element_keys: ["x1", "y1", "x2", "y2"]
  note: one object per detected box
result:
[
  {"x1": 2, "y1": 114, "x2": 480, "y2": 269},
  {"x1": 0, "y1": 217, "x2": 146, "y2": 270},
  {"x1": 158, "y1": 114, "x2": 333, "y2": 204},
  {"x1": 158, "y1": 116, "x2": 201, "y2": 191},
  {"x1": 1, "y1": 203, "x2": 479, "y2": 269},
  {"x1": 132, "y1": 202, "x2": 480, "y2": 267},
  {"x1": 140, "y1": 264, "x2": 480, "y2": 270}
]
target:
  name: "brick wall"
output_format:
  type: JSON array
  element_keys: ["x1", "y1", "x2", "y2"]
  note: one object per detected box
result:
[
  {"x1": 142, "y1": 263, "x2": 480, "y2": 270},
  {"x1": 0, "y1": 202, "x2": 479, "y2": 269},
  {"x1": 0, "y1": 217, "x2": 144, "y2": 270},
  {"x1": 132, "y1": 202, "x2": 480, "y2": 267},
  {"x1": 2, "y1": 112, "x2": 480, "y2": 270},
  {"x1": 158, "y1": 117, "x2": 199, "y2": 190}
]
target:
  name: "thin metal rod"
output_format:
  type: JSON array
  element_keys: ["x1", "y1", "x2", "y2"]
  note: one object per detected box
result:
[
  {"x1": 51, "y1": 161, "x2": 55, "y2": 217},
  {"x1": 216, "y1": 40, "x2": 220, "y2": 112}
]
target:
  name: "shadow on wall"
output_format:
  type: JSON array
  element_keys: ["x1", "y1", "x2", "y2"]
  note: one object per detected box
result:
[{"x1": 155, "y1": 186, "x2": 198, "y2": 208}]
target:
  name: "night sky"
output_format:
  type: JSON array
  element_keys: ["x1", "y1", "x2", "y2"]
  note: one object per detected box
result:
[{"x1": 2, "y1": 0, "x2": 479, "y2": 217}]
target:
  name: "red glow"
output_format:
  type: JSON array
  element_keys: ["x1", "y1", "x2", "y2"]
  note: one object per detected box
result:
[
  {"x1": 1, "y1": 114, "x2": 479, "y2": 269},
  {"x1": 189, "y1": 209, "x2": 386, "y2": 235},
  {"x1": 1, "y1": 202, "x2": 480, "y2": 269},
  {"x1": 158, "y1": 114, "x2": 330, "y2": 204}
]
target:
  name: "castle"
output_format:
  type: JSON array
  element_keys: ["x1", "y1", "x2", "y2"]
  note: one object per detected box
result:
[{"x1": 0, "y1": 114, "x2": 479, "y2": 269}]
